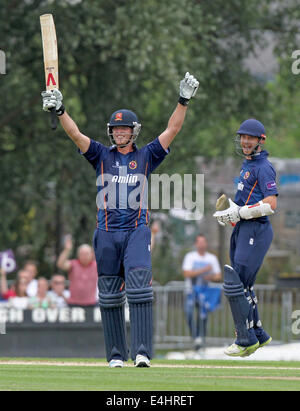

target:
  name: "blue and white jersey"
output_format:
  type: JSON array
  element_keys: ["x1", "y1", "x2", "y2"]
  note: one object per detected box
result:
[
  {"x1": 234, "y1": 150, "x2": 278, "y2": 222},
  {"x1": 182, "y1": 251, "x2": 221, "y2": 293},
  {"x1": 82, "y1": 137, "x2": 169, "y2": 231}
]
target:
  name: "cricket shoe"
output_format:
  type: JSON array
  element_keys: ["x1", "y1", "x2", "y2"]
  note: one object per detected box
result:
[
  {"x1": 259, "y1": 336, "x2": 272, "y2": 348},
  {"x1": 134, "y1": 355, "x2": 151, "y2": 368},
  {"x1": 224, "y1": 341, "x2": 259, "y2": 357},
  {"x1": 109, "y1": 359, "x2": 124, "y2": 368},
  {"x1": 255, "y1": 329, "x2": 272, "y2": 349},
  {"x1": 242, "y1": 337, "x2": 272, "y2": 357}
]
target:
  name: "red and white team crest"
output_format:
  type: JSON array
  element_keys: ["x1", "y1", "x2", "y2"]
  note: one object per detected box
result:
[
  {"x1": 244, "y1": 171, "x2": 250, "y2": 180},
  {"x1": 114, "y1": 112, "x2": 123, "y2": 121},
  {"x1": 129, "y1": 160, "x2": 137, "y2": 170}
]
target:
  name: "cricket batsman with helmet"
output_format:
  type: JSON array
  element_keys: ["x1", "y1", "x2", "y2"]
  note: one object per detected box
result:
[
  {"x1": 42, "y1": 72, "x2": 199, "y2": 367},
  {"x1": 213, "y1": 119, "x2": 278, "y2": 357}
]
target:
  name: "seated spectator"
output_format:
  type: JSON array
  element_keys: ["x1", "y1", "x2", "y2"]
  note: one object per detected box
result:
[
  {"x1": 28, "y1": 277, "x2": 51, "y2": 309},
  {"x1": 57, "y1": 235, "x2": 97, "y2": 307},
  {"x1": 18, "y1": 269, "x2": 31, "y2": 286},
  {"x1": 47, "y1": 274, "x2": 70, "y2": 308},
  {"x1": 0, "y1": 269, "x2": 29, "y2": 309},
  {"x1": 0, "y1": 268, "x2": 30, "y2": 300},
  {"x1": 0, "y1": 268, "x2": 11, "y2": 300},
  {"x1": 23, "y1": 260, "x2": 38, "y2": 297},
  {"x1": 9, "y1": 278, "x2": 29, "y2": 309}
]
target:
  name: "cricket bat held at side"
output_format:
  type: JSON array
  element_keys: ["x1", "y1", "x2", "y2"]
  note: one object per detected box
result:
[
  {"x1": 215, "y1": 193, "x2": 236, "y2": 227},
  {"x1": 40, "y1": 14, "x2": 59, "y2": 130},
  {"x1": 215, "y1": 194, "x2": 230, "y2": 211}
]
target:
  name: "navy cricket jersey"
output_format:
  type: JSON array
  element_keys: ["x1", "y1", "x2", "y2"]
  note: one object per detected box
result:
[
  {"x1": 82, "y1": 137, "x2": 169, "y2": 231},
  {"x1": 234, "y1": 150, "x2": 278, "y2": 222}
]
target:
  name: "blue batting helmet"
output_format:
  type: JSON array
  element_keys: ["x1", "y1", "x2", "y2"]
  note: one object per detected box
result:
[
  {"x1": 237, "y1": 119, "x2": 266, "y2": 139},
  {"x1": 107, "y1": 109, "x2": 141, "y2": 147},
  {"x1": 235, "y1": 119, "x2": 266, "y2": 157},
  {"x1": 108, "y1": 109, "x2": 140, "y2": 128}
]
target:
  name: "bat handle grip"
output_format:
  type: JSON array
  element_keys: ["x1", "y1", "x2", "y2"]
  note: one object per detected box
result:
[{"x1": 50, "y1": 107, "x2": 58, "y2": 130}]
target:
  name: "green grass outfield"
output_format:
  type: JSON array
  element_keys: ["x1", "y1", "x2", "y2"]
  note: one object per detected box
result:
[{"x1": 1, "y1": 358, "x2": 300, "y2": 391}]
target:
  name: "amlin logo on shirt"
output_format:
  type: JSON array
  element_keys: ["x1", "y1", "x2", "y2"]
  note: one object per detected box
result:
[{"x1": 112, "y1": 174, "x2": 138, "y2": 184}]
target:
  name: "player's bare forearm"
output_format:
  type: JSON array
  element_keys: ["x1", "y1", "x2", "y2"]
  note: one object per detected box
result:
[
  {"x1": 158, "y1": 103, "x2": 187, "y2": 150},
  {"x1": 249, "y1": 195, "x2": 277, "y2": 211},
  {"x1": 263, "y1": 195, "x2": 277, "y2": 210},
  {"x1": 59, "y1": 111, "x2": 90, "y2": 153}
]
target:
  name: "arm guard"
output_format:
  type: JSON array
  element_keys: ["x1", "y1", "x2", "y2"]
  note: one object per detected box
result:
[{"x1": 239, "y1": 201, "x2": 274, "y2": 220}]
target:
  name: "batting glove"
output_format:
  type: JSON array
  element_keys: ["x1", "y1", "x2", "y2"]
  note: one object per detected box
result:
[
  {"x1": 216, "y1": 218, "x2": 226, "y2": 227},
  {"x1": 42, "y1": 89, "x2": 65, "y2": 116},
  {"x1": 178, "y1": 72, "x2": 199, "y2": 106},
  {"x1": 213, "y1": 198, "x2": 241, "y2": 225}
]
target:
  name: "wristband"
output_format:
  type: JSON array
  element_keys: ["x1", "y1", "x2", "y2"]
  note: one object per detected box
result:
[
  {"x1": 178, "y1": 96, "x2": 189, "y2": 106},
  {"x1": 56, "y1": 104, "x2": 65, "y2": 116}
]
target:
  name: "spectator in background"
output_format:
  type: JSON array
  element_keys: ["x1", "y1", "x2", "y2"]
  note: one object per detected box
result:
[
  {"x1": 150, "y1": 220, "x2": 161, "y2": 250},
  {"x1": 18, "y1": 269, "x2": 31, "y2": 286},
  {"x1": 0, "y1": 268, "x2": 29, "y2": 309},
  {"x1": 47, "y1": 274, "x2": 70, "y2": 308},
  {"x1": 1, "y1": 268, "x2": 30, "y2": 299},
  {"x1": 23, "y1": 260, "x2": 38, "y2": 297},
  {"x1": 182, "y1": 234, "x2": 222, "y2": 351},
  {"x1": 28, "y1": 277, "x2": 51, "y2": 309},
  {"x1": 57, "y1": 235, "x2": 98, "y2": 307}
]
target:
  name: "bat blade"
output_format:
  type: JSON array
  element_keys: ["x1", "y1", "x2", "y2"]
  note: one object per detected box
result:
[
  {"x1": 40, "y1": 14, "x2": 59, "y2": 130},
  {"x1": 216, "y1": 194, "x2": 230, "y2": 211}
]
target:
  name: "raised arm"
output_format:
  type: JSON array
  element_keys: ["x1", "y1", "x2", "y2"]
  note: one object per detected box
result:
[
  {"x1": 0, "y1": 268, "x2": 8, "y2": 295},
  {"x1": 42, "y1": 89, "x2": 90, "y2": 153},
  {"x1": 158, "y1": 104, "x2": 188, "y2": 151},
  {"x1": 159, "y1": 72, "x2": 199, "y2": 151},
  {"x1": 59, "y1": 111, "x2": 90, "y2": 153},
  {"x1": 56, "y1": 235, "x2": 73, "y2": 272}
]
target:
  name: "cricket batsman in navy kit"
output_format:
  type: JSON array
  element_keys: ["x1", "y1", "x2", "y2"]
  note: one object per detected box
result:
[
  {"x1": 42, "y1": 72, "x2": 199, "y2": 367},
  {"x1": 213, "y1": 119, "x2": 278, "y2": 357}
]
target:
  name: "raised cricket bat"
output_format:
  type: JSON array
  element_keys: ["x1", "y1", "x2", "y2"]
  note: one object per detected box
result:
[{"x1": 40, "y1": 14, "x2": 59, "y2": 130}]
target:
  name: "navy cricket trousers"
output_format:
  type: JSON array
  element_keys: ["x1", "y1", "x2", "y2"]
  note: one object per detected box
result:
[
  {"x1": 230, "y1": 219, "x2": 273, "y2": 287},
  {"x1": 93, "y1": 224, "x2": 152, "y2": 278}
]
